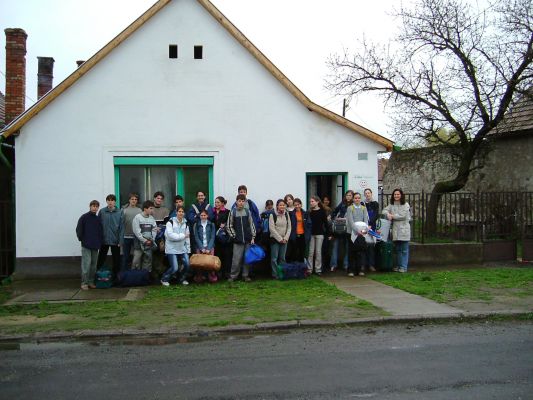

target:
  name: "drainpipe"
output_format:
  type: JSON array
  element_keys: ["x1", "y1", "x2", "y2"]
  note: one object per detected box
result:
[{"x1": 0, "y1": 135, "x2": 12, "y2": 170}]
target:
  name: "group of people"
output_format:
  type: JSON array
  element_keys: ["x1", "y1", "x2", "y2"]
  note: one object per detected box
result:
[{"x1": 75, "y1": 184, "x2": 411, "y2": 290}]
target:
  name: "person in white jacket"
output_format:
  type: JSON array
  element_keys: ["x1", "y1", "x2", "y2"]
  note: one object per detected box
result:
[
  {"x1": 382, "y1": 188, "x2": 411, "y2": 273},
  {"x1": 161, "y1": 206, "x2": 191, "y2": 286}
]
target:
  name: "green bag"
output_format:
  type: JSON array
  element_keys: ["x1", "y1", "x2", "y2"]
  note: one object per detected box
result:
[{"x1": 95, "y1": 268, "x2": 113, "y2": 289}]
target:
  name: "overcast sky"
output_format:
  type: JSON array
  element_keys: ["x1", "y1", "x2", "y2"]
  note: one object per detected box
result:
[{"x1": 1, "y1": 0, "x2": 403, "y2": 139}]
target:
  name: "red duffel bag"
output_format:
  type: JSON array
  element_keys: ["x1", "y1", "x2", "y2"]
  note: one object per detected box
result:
[{"x1": 189, "y1": 254, "x2": 221, "y2": 272}]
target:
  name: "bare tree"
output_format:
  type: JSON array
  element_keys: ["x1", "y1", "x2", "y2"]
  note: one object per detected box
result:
[{"x1": 326, "y1": 0, "x2": 533, "y2": 232}]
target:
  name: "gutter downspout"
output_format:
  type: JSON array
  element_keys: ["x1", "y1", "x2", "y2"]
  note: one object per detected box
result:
[
  {"x1": 0, "y1": 134, "x2": 12, "y2": 170},
  {"x1": 0, "y1": 133, "x2": 16, "y2": 276}
]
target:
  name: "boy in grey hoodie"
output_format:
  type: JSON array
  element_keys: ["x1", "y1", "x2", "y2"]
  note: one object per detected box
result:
[{"x1": 132, "y1": 200, "x2": 158, "y2": 271}]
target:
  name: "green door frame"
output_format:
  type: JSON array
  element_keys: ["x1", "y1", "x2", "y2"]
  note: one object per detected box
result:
[
  {"x1": 306, "y1": 172, "x2": 347, "y2": 208},
  {"x1": 114, "y1": 156, "x2": 214, "y2": 206}
]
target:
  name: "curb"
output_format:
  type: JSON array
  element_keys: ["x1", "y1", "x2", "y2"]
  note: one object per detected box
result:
[{"x1": 0, "y1": 310, "x2": 530, "y2": 343}]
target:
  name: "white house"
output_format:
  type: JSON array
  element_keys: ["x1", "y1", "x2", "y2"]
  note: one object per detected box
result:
[{"x1": 1, "y1": 0, "x2": 393, "y2": 277}]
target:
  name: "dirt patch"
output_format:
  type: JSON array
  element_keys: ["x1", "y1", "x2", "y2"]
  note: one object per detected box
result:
[
  {"x1": 0, "y1": 314, "x2": 74, "y2": 326},
  {"x1": 448, "y1": 287, "x2": 533, "y2": 313}
]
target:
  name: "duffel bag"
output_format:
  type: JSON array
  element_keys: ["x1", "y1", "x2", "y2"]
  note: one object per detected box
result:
[
  {"x1": 244, "y1": 244, "x2": 266, "y2": 264},
  {"x1": 277, "y1": 262, "x2": 309, "y2": 280},
  {"x1": 190, "y1": 254, "x2": 221, "y2": 271},
  {"x1": 117, "y1": 268, "x2": 151, "y2": 287}
]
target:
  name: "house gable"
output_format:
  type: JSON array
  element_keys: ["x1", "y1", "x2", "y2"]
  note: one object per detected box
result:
[{"x1": 1, "y1": 0, "x2": 393, "y2": 151}]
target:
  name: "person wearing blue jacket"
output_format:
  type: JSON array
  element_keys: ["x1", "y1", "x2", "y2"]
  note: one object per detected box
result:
[
  {"x1": 96, "y1": 194, "x2": 124, "y2": 280},
  {"x1": 76, "y1": 200, "x2": 104, "y2": 290},
  {"x1": 186, "y1": 191, "x2": 215, "y2": 224},
  {"x1": 193, "y1": 209, "x2": 217, "y2": 283}
]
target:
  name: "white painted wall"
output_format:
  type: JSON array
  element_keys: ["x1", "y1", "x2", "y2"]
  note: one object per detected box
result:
[{"x1": 15, "y1": 0, "x2": 384, "y2": 258}]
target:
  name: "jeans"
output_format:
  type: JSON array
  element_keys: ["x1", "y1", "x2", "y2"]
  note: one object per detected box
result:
[
  {"x1": 394, "y1": 240, "x2": 409, "y2": 270},
  {"x1": 121, "y1": 237, "x2": 135, "y2": 270},
  {"x1": 330, "y1": 235, "x2": 349, "y2": 269},
  {"x1": 161, "y1": 253, "x2": 190, "y2": 283},
  {"x1": 270, "y1": 241, "x2": 288, "y2": 278},
  {"x1": 307, "y1": 235, "x2": 324, "y2": 273},
  {"x1": 81, "y1": 246, "x2": 98, "y2": 285}
]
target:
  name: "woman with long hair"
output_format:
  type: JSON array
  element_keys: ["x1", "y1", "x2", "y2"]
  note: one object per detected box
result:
[
  {"x1": 307, "y1": 195, "x2": 330, "y2": 275},
  {"x1": 382, "y1": 188, "x2": 411, "y2": 273}
]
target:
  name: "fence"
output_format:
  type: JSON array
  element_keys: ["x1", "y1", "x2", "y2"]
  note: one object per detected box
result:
[{"x1": 378, "y1": 191, "x2": 533, "y2": 243}]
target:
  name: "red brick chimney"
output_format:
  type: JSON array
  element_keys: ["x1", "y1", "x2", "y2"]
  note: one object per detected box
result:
[
  {"x1": 4, "y1": 28, "x2": 27, "y2": 125},
  {"x1": 37, "y1": 57, "x2": 54, "y2": 99}
]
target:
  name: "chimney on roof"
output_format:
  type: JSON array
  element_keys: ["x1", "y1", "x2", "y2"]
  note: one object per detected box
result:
[
  {"x1": 4, "y1": 28, "x2": 27, "y2": 125},
  {"x1": 37, "y1": 57, "x2": 54, "y2": 99},
  {"x1": 76, "y1": 60, "x2": 85, "y2": 68}
]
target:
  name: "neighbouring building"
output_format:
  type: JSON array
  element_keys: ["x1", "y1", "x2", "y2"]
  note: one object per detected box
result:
[{"x1": 383, "y1": 91, "x2": 533, "y2": 194}]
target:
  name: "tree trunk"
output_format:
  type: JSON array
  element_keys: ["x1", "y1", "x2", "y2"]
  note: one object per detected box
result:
[{"x1": 425, "y1": 147, "x2": 475, "y2": 236}]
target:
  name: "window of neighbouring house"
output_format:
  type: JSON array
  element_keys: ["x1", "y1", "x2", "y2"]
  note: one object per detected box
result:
[{"x1": 114, "y1": 157, "x2": 213, "y2": 209}]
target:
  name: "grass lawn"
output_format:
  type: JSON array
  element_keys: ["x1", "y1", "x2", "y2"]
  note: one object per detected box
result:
[
  {"x1": 0, "y1": 277, "x2": 385, "y2": 335},
  {"x1": 369, "y1": 267, "x2": 533, "y2": 303}
]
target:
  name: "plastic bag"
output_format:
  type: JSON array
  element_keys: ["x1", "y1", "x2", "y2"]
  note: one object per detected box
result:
[{"x1": 244, "y1": 244, "x2": 266, "y2": 264}]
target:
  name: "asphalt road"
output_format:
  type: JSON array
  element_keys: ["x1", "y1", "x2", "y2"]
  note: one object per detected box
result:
[{"x1": 1, "y1": 321, "x2": 532, "y2": 400}]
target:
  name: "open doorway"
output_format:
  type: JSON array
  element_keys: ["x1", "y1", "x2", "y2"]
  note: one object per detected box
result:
[{"x1": 306, "y1": 173, "x2": 347, "y2": 208}]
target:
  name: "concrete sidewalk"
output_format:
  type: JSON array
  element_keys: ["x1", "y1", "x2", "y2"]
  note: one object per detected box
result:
[
  {"x1": 4, "y1": 279, "x2": 146, "y2": 305},
  {"x1": 321, "y1": 275, "x2": 462, "y2": 317},
  {"x1": 5, "y1": 274, "x2": 463, "y2": 319}
]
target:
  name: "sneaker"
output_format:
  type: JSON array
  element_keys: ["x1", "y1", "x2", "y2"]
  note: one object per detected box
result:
[
  {"x1": 330, "y1": 266, "x2": 337, "y2": 272},
  {"x1": 181, "y1": 280, "x2": 189, "y2": 285},
  {"x1": 88, "y1": 284, "x2": 96, "y2": 289},
  {"x1": 161, "y1": 280, "x2": 170, "y2": 287},
  {"x1": 392, "y1": 267, "x2": 399, "y2": 272},
  {"x1": 244, "y1": 277, "x2": 252, "y2": 282},
  {"x1": 80, "y1": 284, "x2": 89, "y2": 291},
  {"x1": 348, "y1": 272, "x2": 355, "y2": 277},
  {"x1": 398, "y1": 269, "x2": 407, "y2": 273},
  {"x1": 369, "y1": 266, "x2": 377, "y2": 272},
  {"x1": 358, "y1": 272, "x2": 365, "y2": 276}
]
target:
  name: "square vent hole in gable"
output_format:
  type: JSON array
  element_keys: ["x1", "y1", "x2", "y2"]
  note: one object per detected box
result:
[
  {"x1": 169, "y1": 44, "x2": 178, "y2": 59},
  {"x1": 194, "y1": 45, "x2": 203, "y2": 59}
]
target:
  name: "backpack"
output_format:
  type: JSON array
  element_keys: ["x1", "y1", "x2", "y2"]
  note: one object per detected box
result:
[
  {"x1": 332, "y1": 218, "x2": 347, "y2": 235},
  {"x1": 261, "y1": 210, "x2": 273, "y2": 233},
  {"x1": 95, "y1": 268, "x2": 113, "y2": 289}
]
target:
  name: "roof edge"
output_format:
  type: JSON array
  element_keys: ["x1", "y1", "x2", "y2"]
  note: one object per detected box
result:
[
  {"x1": 1, "y1": 0, "x2": 171, "y2": 138},
  {"x1": 2, "y1": 0, "x2": 394, "y2": 151},
  {"x1": 197, "y1": 0, "x2": 393, "y2": 151}
]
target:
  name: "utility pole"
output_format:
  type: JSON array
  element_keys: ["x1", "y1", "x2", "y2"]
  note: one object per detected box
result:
[{"x1": 342, "y1": 98, "x2": 347, "y2": 117}]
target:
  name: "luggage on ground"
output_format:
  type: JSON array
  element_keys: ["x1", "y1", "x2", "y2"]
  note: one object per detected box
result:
[
  {"x1": 244, "y1": 244, "x2": 266, "y2": 264},
  {"x1": 277, "y1": 262, "x2": 309, "y2": 280},
  {"x1": 95, "y1": 268, "x2": 113, "y2": 289},
  {"x1": 190, "y1": 254, "x2": 221, "y2": 271},
  {"x1": 117, "y1": 268, "x2": 151, "y2": 287},
  {"x1": 376, "y1": 241, "x2": 394, "y2": 271}
]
